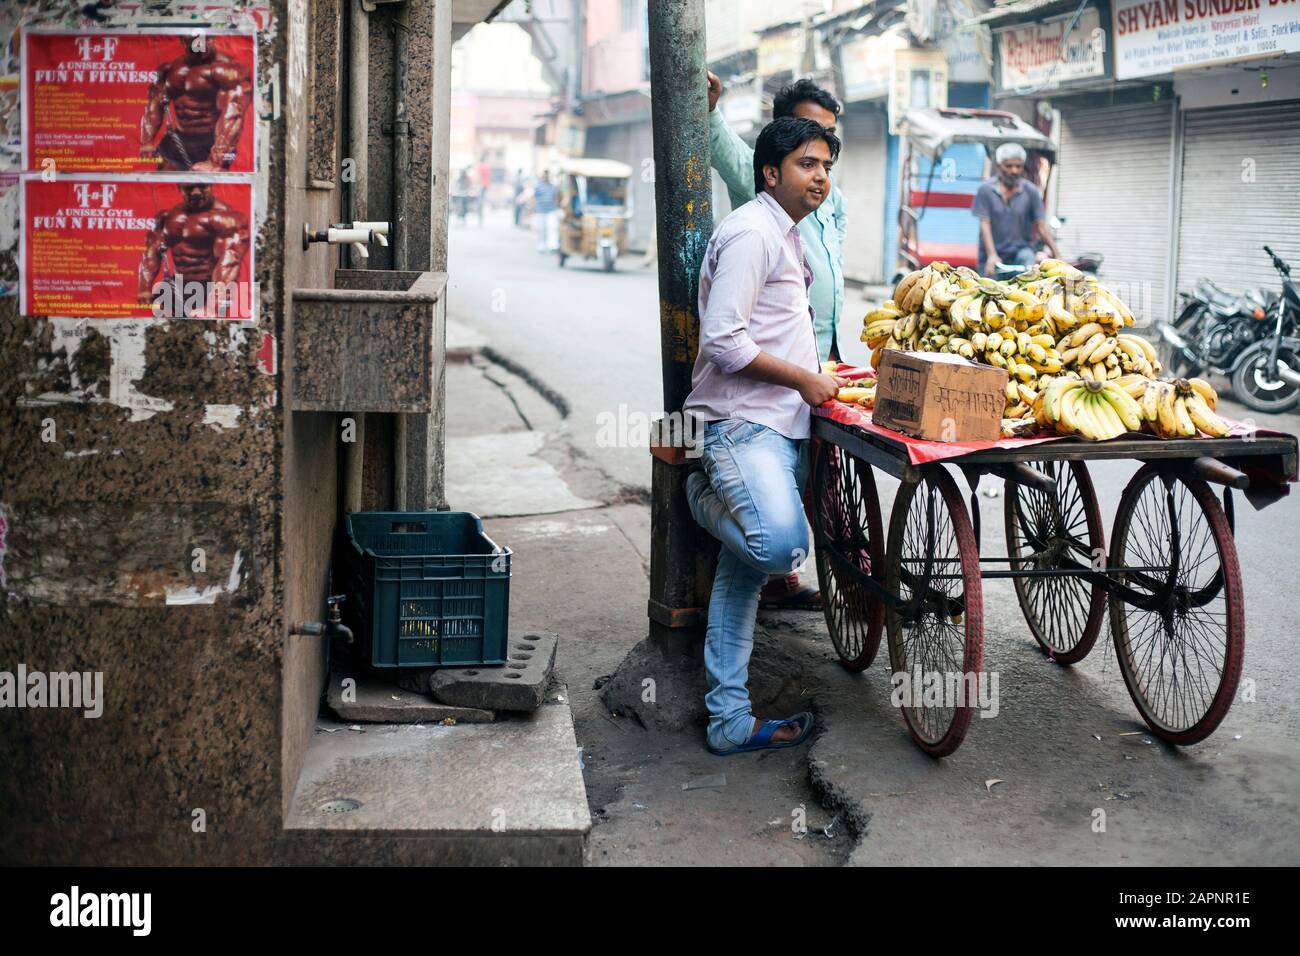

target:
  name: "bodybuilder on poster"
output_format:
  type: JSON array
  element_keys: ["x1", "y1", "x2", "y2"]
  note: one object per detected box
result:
[
  {"x1": 138, "y1": 183, "x2": 250, "y2": 318},
  {"x1": 139, "y1": 36, "x2": 252, "y2": 172}
]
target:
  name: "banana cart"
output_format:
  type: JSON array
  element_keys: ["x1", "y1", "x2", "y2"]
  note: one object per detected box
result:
[{"x1": 809, "y1": 400, "x2": 1298, "y2": 756}]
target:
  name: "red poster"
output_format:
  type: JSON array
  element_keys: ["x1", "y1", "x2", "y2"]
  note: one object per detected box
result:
[
  {"x1": 21, "y1": 174, "x2": 256, "y2": 320},
  {"x1": 23, "y1": 29, "x2": 256, "y2": 174}
]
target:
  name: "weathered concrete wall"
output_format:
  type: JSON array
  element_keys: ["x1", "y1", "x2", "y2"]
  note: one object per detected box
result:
[
  {"x1": 280, "y1": 0, "x2": 342, "y2": 820},
  {"x1": 0, "y1": 0, "x2": 289, "y2": 864}
]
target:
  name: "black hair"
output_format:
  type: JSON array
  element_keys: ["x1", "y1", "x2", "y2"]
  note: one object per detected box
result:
[
  {"x1": 773, "y1": 78, "x2": 841, "y2": 121},
  {"x1": 752, "y1": 116, "x2": 841, "y2": 196}
]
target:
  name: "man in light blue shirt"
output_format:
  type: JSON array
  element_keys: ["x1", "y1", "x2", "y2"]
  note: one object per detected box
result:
[
  {"x1": 707, "y1": 73, "x2": 848, "y2": 610},
  {"x1": 707, "y1": 74, "x2": 847, "y2": 363}
]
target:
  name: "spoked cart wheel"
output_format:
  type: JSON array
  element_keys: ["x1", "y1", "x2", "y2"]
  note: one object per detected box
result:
[
  {"x1": 1004, "y1": 460, "x2": 1108, "y2": 664},
  {"x1": 812, "y1": 441, "x2": 886, "y2": 671},
  {"x1": 1108, "y1": 464, "x2": 1245, "y2": 745},
  {"x1": 885, "y1": 466, "x2": 984, "y2": 756}
]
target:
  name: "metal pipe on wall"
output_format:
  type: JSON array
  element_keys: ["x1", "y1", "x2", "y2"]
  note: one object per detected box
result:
[
  {"x1": 345, "y1": 0, "x2": 371, "y2": 510},
  {"x1": 344, "y1": 412, "x2": 367, "y2": 513},
  {"x1": 392, "y1": 1, "x2": 411, "y2": 272},
  {"x1": 349, "y1": 0, "x2": 370, "y2": 236},
  {"x1": 391, "y1": 0, "x2": 411, "y2": 511}
]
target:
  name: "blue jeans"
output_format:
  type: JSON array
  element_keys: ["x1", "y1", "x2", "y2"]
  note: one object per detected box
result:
[{"x1": 685, "y1": 419, "x2": 810, "y2": 751}]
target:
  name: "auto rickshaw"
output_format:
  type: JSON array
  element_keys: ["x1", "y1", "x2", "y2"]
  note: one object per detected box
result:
[
  {"x1": 894, "y1": 107, "x2": 1059, "y2": 282},
  {"x1": 557, "y1": 158, "x2": 632, "y2": 272}
]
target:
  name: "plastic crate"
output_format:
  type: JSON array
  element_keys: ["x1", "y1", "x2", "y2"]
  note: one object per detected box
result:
[{"x1": 344, "y1": 512, "x2": 511, "y2": 668}]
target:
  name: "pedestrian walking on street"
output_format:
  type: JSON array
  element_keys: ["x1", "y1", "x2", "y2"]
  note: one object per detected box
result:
[
  {"x1": 973, "y1": 142, "x2": 1060, "y2": 275},
  {"x1": 683, "y1": 116, "x2": 844, "y2": 756},
  {"x1": 512, "y1": 168, "x2": 528, "y2": 227},
  {"x1": 533, "y1": 170, "x2": 559, "y2": 253},
  {"x1": 707, "y1": 72, "x2": 848, "y2": 612}
]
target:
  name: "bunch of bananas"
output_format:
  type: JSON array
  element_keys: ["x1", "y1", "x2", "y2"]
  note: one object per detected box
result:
[
  {"x1": 861, "y1": 260, "x2": 1171, "y2": 428},
  {"x1": 1035, "y1": 374, "x2": 1229, "y2": 441},
  {"x1": 1036, "y1": 378, "x2": 1143, "y2": 441},
  {"x1": 1135, "y1": 376, "x2": 1229, "y2": 439}
]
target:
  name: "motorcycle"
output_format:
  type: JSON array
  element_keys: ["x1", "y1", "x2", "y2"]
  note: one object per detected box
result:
[{"x1": 1158, "y1": 246, "x2": 1300, "y2": 413}]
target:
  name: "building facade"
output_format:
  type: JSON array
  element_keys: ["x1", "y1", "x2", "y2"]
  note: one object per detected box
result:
[
  {"x1": 0, "y1": 0, "x2": 508, "y2": 865},
  {"x1": 982, "y1": 0, "x2": 1300, "y2": 324}
]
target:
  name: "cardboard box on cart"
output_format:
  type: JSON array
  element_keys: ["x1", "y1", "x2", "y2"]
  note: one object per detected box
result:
[{"x1": 873, "y1": 351, "x2": 1008, "y2": 443}]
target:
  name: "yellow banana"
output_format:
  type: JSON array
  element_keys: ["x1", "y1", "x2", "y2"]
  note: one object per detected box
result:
[
  {"x1": 1089, "y1": 336, "x2": 1118, "y2": 364},
  {"x1": 1188, "y1": 377, "x2": 1218, "y2": 411},
  {"x1": 930, "y1": 278, "x2": 959, "y2": 310},
  {"x1": 984, "y1": 298, "x2": 1007, "y2": 329},
  {"x1": 1184, "y1": 392, "x2": 1229, "y2": 437},
  {"x1": 1069, "y1": 388, "x2": 1097, "y2": 439},
  {"x1": 1173, "y1": 395, "x2": 1197, "y2": 437},
  {"x1": 1069, "y1": 322, "x2": 1104, "y2": 348},
  {"x1": 1101, "y1": 383, "x2": 1143, "y2": 432},
  {"x1": 1046, "y1": 292, "x2": 1077, "y2": 331},
  {"x1": 1092, "y1": 391, "x2": 1128, "y2": 439},
  {"x1": 1058, "y1": 385, "x2": 1084, "y2": 435},
  {"x1": 1077, "y1": 333, "x2": 1108, "y2": 365},
  {"x1": 948, "y1": 293, "x2": 975, "y2": 332},
  {"x1": 1155, "y1": 383, "x2": 1179, "y2": 437},
  {"x1": 1140, "y1": 378, "x2": 1160, "y2": 422},
  {"x1": 893, "y1": 270, "x2": 920, "y2": 307}
]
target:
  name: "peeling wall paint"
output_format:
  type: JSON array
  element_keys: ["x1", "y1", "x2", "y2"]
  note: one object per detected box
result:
[
  {"x1": 17, "y1": 318, "x2": 177, "y2": 420},
  {"x1": 0, "y1": 0, "x2": 288, "y2": 866},
  {"x1": 165, "y1": 550, "x2": 243, "y2": 605},
  {"x1": 202, "y1": 404, "x2": 243, "y2": 430}
]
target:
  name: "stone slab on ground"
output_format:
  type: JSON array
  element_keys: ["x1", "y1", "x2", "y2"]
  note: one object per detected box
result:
[
  {"x1": 325, "y1": 670, "x2": 494, "y2": 724},
  {"x1": 446, "y1": 317, "x2": 488, "y2": 360},
  {"x1": 423, "y1": 631, "x2": 557, "y2": 712},
  {"x1": 283, "y1": 702, "x2": 590, "y2": 865},
  {"x1": 445, "y1": 431, "x2": 600, "y2": 517}
]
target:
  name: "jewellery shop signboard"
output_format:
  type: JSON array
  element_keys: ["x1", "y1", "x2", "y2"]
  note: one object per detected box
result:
[
  {"x1": 995, "y1": 5, "x2": 1110, "y2": 93},
  {"x1": 1112, "y1": 0, "x2": 1300, "y2": 80},
  {"x1": 19, "y1": 28, "x2": 257, "y2": 320}
]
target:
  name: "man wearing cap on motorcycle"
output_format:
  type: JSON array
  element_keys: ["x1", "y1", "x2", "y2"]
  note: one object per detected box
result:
[{"x1": 972, "y1": 142, "x2": 1060, "y2": 276}]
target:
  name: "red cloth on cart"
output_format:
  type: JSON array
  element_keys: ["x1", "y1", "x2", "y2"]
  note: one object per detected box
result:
[
  {"x1": 815, "y1": 398, "x2": 1293, "y2": 473},
  {"x1": 813, "y1": 400, "x2": 1067, "y2": 465}
]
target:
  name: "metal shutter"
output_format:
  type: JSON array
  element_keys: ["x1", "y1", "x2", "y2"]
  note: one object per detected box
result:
[
  {"x1": 1055, "y1": 101, "x2": 1174, "y2": 326},
  {"x1": 838, "y1": 104, "x2": 887, "y2": 284},
  {"x1": 1176, "y1": 102, "x2": 1300, "y2": 302}
]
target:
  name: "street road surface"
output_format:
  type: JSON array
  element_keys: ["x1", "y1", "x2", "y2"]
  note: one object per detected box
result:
[{"x1": 448, "y1": 209, "x2": 1300, "y2": 865}]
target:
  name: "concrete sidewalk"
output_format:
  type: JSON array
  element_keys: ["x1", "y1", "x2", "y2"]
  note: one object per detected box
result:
[{"x1": 445, "y1": 353, "x2": 852, "y2": 865}]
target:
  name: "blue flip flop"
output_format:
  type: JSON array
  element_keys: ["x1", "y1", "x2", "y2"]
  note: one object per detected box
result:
[{"x1": 708, "y1": 712, "x2": 815, "y2": 756}]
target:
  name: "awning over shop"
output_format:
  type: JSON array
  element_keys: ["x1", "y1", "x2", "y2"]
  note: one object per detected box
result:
[
  {"x1": 901, "y1": 106, "x2": 1057, "y2": 161},
  {"x1": 967, "y1": 0, "x2": 1086, "y2": 28}
]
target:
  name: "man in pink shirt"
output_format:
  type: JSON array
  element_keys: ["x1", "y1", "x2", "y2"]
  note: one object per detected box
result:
[{"x1": 683, "y1": 116, "x2": 844, "y2": 755}]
